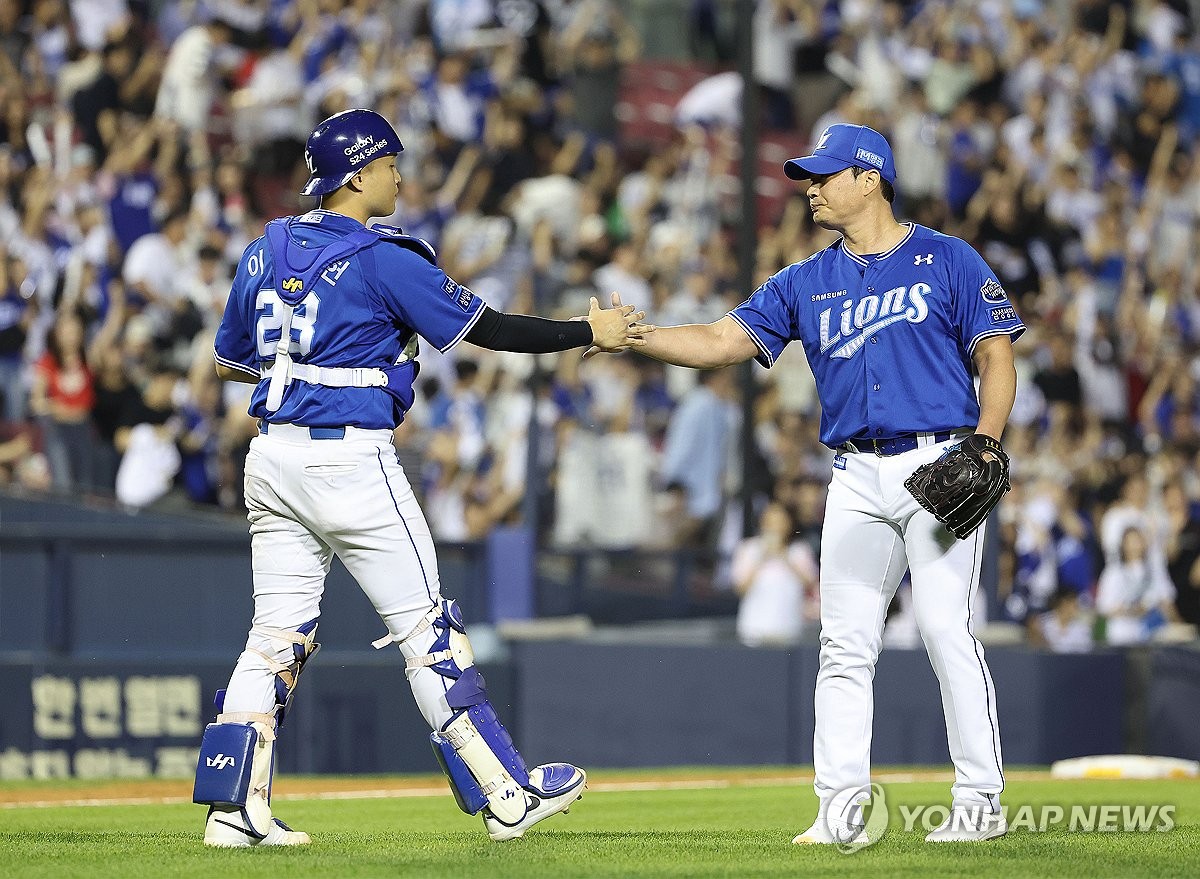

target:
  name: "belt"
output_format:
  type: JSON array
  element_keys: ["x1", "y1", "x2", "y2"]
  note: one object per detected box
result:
[
  {"x1": 259, "y1": 421, "x2": 346, "y2": 440},
  {"x1": 840, "y1": 430, "x2": 968, "y2": 457}
]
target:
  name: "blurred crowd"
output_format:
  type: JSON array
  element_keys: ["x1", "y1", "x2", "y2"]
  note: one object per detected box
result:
[{"x1": 1, "y1": 0, "x2": 1199, "y2": 649}]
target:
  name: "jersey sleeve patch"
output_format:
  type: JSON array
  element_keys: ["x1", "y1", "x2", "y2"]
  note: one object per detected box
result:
[
  {"x1": 990, "y1": 305, "x2": 1017, "y2": 323},
  {"x1": 443, "y1": 277, "x2": 475, "y2": 312},
  {"x1": 980, "y1": 278, "x2": 1007, "y2": 302}
]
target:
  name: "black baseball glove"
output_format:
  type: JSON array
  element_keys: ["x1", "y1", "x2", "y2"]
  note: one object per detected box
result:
[{"x1": 904, "y1": 434, "x2": 1010, "y2": 540}]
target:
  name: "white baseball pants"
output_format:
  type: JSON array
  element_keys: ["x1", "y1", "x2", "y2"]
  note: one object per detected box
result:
[
  {"x1": 222, "y1": 425, "x2": 455, "y2": 731},
  {"x1": 814, "y1": 441, "x2": 1004, "y2": 815}
]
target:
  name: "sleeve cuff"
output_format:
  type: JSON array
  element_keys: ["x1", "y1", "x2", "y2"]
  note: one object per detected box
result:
[
  {"x1": 214, "y1": 351, "x2": 262, "y2": 379},
  {"x1": 728, "y1": 311, "x2": 775, "y2": 368},
  {"x1": 967, "y1": 325, "x2": 1026, "y2": 356},
  {"x1": 440, "y1": 303, "x2": 487, "y2": 353}
]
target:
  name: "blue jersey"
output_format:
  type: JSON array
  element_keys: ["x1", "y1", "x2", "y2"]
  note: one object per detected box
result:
[
  {"x1": 214, "y1": 209, "x2": 485, "y2": 429},
  {"x1": 730, "y1": 223, "x2": 1025, "y2": 447}
]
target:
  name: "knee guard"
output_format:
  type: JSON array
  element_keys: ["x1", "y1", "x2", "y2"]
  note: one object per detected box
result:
[
  {"x1": 192, "y1": 718, "x2": 277, "y2": 839},
  {"x1": 266, "y1": 618, "x2": 320, "y2": 728},
  {"x1": 221, "y1": 618, "x2": 320, "y2": 730},
  {"x1": 386, "y1": 600, "x2": 531, "y2": 824}
]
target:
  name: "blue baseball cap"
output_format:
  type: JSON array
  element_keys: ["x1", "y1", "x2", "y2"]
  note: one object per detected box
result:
[{"x1": 784, "y1": 124, "x2": 897, "y2": 185}]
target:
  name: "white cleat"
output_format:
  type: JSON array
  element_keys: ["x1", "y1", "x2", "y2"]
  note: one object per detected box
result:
[
  {"x1": 925, "y1": 807, "x2": 1007, "y2": 843},
  {"x1": 792, "y1": 817, "x2": 867, "y2": 845},
  {"x1": 483, "y1": 763, "x2": 586, "y2": 842},
  {"x1": 203, "y1": 806, "x2": 311, "y2": 847}
]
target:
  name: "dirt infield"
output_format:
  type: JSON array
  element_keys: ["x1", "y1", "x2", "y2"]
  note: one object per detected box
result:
[{"x1": 0, "y1": 768, "x2": 1053, "y2": 809}]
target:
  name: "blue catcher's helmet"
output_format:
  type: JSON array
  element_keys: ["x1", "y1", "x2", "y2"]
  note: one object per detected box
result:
[{"x1": 301, "y1": 109, "x2": 403, "y2": 198}]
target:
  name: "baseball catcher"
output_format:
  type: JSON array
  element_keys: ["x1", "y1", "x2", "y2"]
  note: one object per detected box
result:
[
  {"x1": 196, "y1": 108, "x2": 648, "y2": 847},
  {"x1": 904, "y1": 434, "x2": 1010, "y2": 540}
]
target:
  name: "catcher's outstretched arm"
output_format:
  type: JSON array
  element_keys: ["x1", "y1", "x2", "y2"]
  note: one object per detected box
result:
[{"x1": 972, "y1": 335, "x2": 1016, "y2": 440}]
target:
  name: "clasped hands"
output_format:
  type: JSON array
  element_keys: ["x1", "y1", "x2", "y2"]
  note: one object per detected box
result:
[{"x1": 582, "y1": 292, "x2": 656, "y2": 359}]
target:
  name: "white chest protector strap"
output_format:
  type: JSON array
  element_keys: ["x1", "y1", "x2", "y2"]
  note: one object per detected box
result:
[
  {"x1": 264, "y1": 304, "x2": 296, "y2": 412},
  {"x1": 262, "y1": 362, "x2": 389, "y2": 397},
  {"x1": 261, "y1": 306, "x2": 392, "y2": 412}
]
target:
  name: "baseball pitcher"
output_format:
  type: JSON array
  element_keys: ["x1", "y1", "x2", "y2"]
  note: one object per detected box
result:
[{"x1": 612, "y1": 124, "x2": 1024, "y2": 843}]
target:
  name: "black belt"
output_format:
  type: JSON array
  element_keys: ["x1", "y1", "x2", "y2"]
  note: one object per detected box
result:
[
  {"x1": 259, "y1": 422, "x2": 347, "y2": 440},
  {"x1": 840, "y1": 430, "x2": 967, "y2": 457}
]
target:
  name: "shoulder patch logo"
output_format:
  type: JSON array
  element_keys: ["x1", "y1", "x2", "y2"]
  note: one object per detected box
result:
[
  {"x1": 443, "y1": 277, "x2": 474, "y2": 312},
  {"x1": 282, "y1": 277, "x2": 304, "y2": 295},
  {"x1": 990, "y1": 306, "x2": 1016, "y2": 323},
  {"x1": 980, "y1": 278, "x2": 1007, "y2": 302},
  {"x1": 914, "y1": 253, "x2": 934, "y2": 265}
]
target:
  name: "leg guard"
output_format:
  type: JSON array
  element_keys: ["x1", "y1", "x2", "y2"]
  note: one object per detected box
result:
[
  {"x1": 193, "y1": 717, "x2": 301, "y2": 844},
  {"x1": 193, "y1": 722, "x2": 259, "y2": 809},
  {"x1": 193, "y1": 714, "x2": 309, "y2": 847},
  {"x1": 430, "y1": 732, "x2": 488, "y2": 815},
  {"x1": 397, "y1": 600, "x2": 530, "y2": 825},
  {"x1": 194, "y1": 619, "x2": 319, "y2": 847}
]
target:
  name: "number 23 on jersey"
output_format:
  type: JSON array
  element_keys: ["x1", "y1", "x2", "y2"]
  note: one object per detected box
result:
[{"x1": 255, "y1": 288, "x2": 321, "y2": 359}]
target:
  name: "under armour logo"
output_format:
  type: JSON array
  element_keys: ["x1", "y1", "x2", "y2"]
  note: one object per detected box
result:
[
  {"x1": 282, "y1": 277, "x2": 304, "y2": 294},
  {"x1": 914, "y1": 253, "x2": 934, "y2": 265},
  {"x1": 206, "y1": 754, "x2": 236, "y2": 770},
  {"x1": 502, "y1": 789, "x2": 517, "y2": 800}
]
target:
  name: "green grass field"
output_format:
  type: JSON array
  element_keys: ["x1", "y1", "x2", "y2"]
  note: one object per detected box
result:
[{"x1": 1, "y1": 769, "x2": 1197, "y2": 878}]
